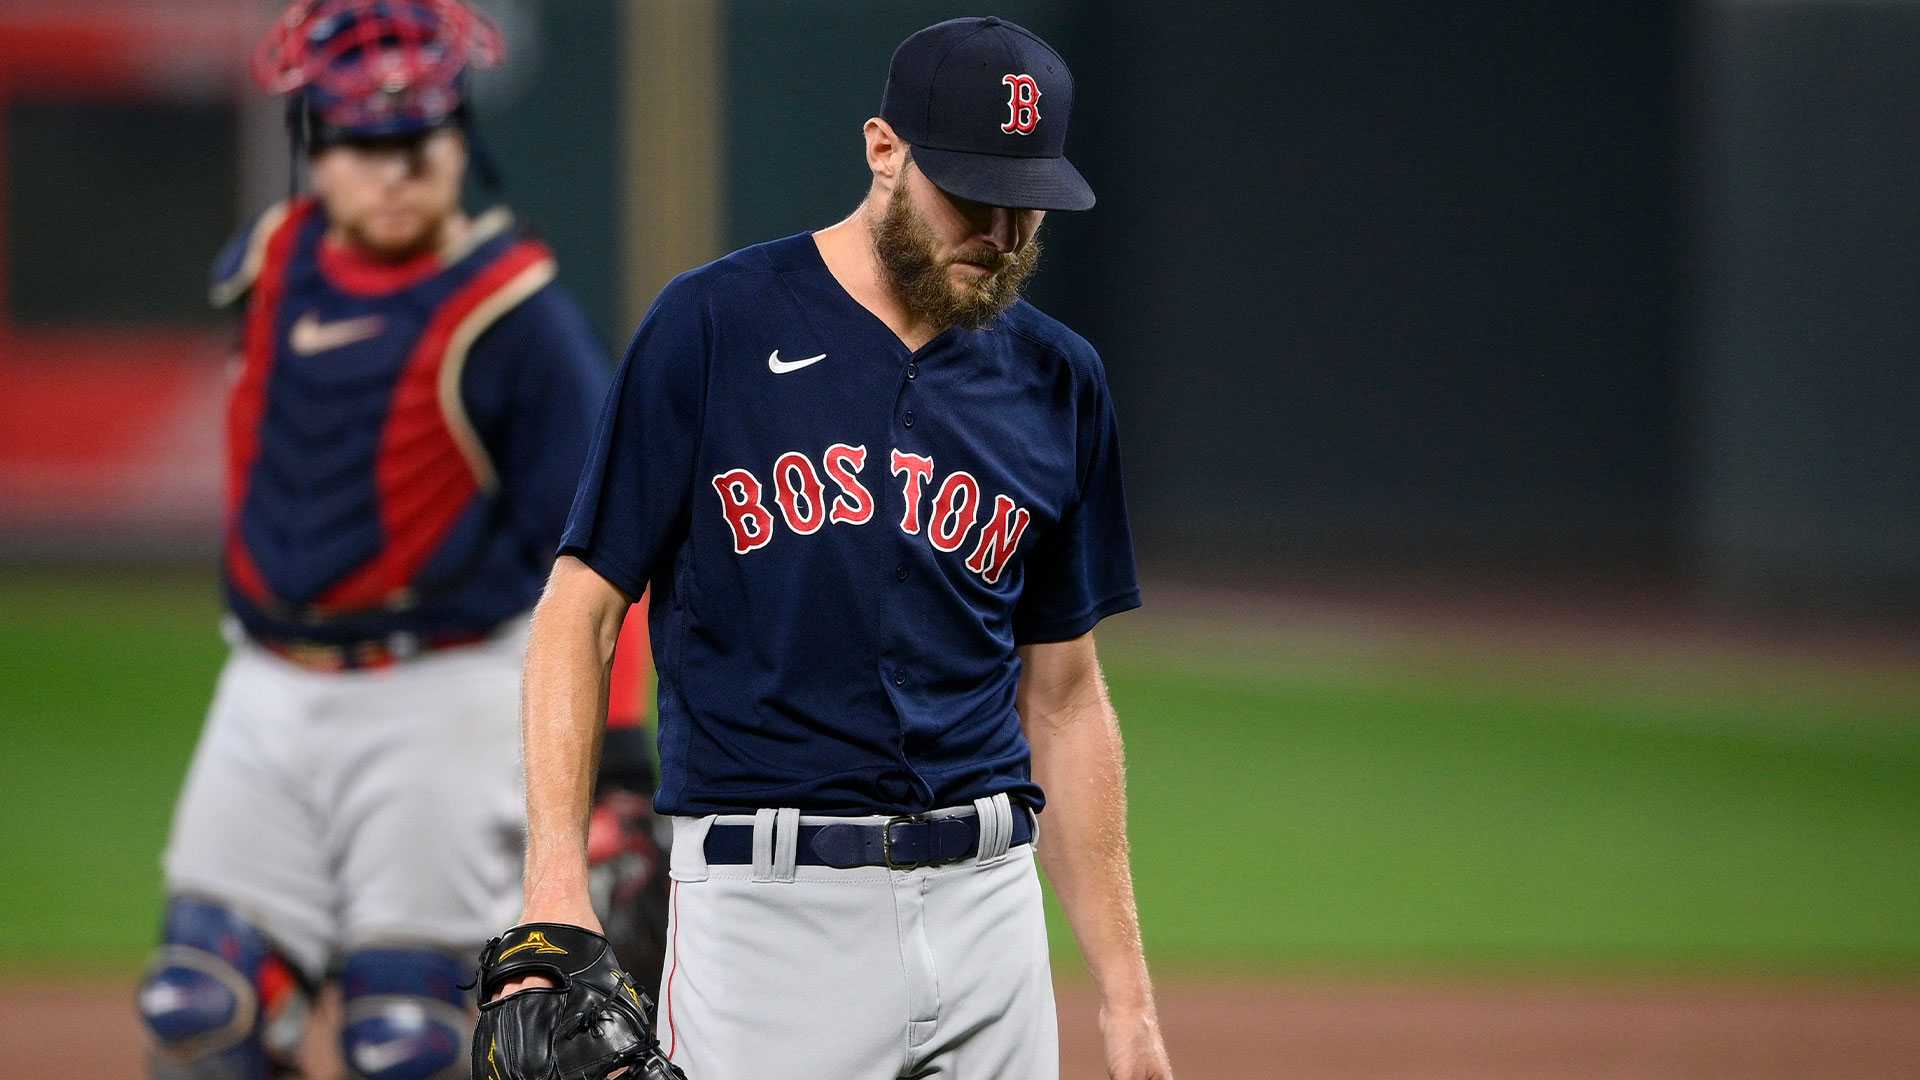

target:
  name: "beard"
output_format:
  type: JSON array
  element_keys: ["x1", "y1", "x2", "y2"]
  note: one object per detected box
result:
[{"x1": 873, "y1": 179, "x2": 1041, "y2": 331}]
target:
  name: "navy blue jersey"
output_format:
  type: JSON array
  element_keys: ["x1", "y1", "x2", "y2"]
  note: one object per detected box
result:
[
  {"x1": 561, "y1": 233, "x2": 1139, "y2": 816},
  {"x1": 212, "y1": 198, "x2": 608, "y2": 647}
]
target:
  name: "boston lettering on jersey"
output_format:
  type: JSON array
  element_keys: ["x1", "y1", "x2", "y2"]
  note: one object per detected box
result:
[
  {"x1": 709, "y1": 444, "x2": 1032, "y2": 584},
  {"x1": 560, "y1": 233, "x2": 1140, "y2": 817}
]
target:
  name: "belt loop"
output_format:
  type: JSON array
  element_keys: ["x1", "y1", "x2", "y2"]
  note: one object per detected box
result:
[
  {"x1": 970, "y1": 796, "x2": 996, "y2": 863},
  {"x1": 750, "y1": 808, "x2": 778, "y2": 881},
  {"x1": 669, "y1": 815, "x2": 713, "y2": 882},
  {"x1": 973, "y1": 793, "x2": 1013, "y2": 864},
  {"x1": 773, "y1": 807, "x2": 801, "y2": 882}
]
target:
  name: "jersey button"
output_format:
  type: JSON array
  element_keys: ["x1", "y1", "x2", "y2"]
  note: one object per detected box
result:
[
  {"x1": 892, "y1": 670, "x2": 909, "y2": 687},
  {"x1": 905, "y1": 362, "x2": 919, "y2": 380},
  {"x1": 894, "y1": 564, "x2": 909, "y2": 582},
  {"x1": 902, "y1": 410, "x2": 915, "y2": 428}
]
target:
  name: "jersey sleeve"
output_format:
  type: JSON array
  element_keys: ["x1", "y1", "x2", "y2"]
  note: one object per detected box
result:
[
  {"x1": 461, "y1": 281, "x2": 612, "y2": 558},
  {"x1": 1013, "y1": 353, "x2": 1142, "y2": 644},
  {"x1": 557, "y1": 275, "x2": 711, "y2": 600}
]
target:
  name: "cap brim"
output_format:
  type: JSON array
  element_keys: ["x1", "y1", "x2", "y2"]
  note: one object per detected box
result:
[{"x1": 910, "y1": 145, "x2": 1096, "y2": 212}]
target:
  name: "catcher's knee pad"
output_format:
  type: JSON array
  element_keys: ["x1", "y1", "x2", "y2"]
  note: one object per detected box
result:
[
  {"x1": 339, "y1": 948, "x2": 471, "y2": 1080},
  {"x1": 138, "y1": 896, "x2": 311, "y2": 1080}
]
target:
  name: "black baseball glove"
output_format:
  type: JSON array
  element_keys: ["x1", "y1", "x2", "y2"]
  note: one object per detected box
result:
[{"x1": 471, "y1": 923, "x2": 686, "y2": 1080}]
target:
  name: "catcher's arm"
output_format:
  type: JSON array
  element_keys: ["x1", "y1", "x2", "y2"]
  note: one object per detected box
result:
[{"x1": 506, "y1": 556, "x2": 633, "y2": 994}]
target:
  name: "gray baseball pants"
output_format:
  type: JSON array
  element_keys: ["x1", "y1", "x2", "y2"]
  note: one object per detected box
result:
[{"x1": 658, "y1": 796, "x2": 1058, "y2": 1079}]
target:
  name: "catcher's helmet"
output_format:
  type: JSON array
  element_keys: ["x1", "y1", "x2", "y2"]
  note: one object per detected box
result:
[{"x1": 254, "y1": 0, "x2": 504, "y2": 148}]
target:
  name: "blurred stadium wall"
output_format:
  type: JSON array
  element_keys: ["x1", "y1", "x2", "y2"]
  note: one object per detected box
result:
[{"x1": 0, "y1": 0, "x2": 1914, "y2": 616}]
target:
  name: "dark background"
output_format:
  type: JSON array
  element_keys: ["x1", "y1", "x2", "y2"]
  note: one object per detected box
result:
[
  {"x1": 717, "y1": 1, "x2": 1916, "y2": 614},
  {"x1": 727, "y1": 4, "x2": 1681, "y2": 587}
]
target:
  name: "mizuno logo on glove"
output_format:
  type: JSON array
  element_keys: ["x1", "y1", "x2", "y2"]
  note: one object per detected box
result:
[{"x1": 497, "y1": 930, "x2": 568, "y2": 961}]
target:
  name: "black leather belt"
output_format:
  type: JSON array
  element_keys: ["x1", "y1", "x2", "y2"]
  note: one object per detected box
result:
[{"x1": 704, "y1": 811, "x2": 1035, "y2": 870}]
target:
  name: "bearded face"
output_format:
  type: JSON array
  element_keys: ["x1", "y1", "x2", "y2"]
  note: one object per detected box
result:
[
  {"x1": 872, "y1": 167, "x2": 1043, "y2": 331},
  {"x1": 310, "y1": 128, "x2": 466, "y2": 261}
]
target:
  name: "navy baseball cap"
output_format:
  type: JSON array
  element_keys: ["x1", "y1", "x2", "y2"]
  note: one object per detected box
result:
[{"x1": 881, "y1": 16, "x2": 1095, "y2": 211}]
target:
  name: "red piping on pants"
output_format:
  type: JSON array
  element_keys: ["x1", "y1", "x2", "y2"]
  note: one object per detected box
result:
[{"x1": 665, "y1": 879, "x2": 681, "y2": 1060}]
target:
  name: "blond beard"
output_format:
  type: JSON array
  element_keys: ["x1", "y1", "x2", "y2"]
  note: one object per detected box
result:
[{"x1": 872, "y1": 179, "x2": 1041, "y2": 331}]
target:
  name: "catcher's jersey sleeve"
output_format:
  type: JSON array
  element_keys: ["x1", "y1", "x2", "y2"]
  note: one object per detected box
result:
[
  {"x1": 559, "y1": 274, "x2": 709, "y2": 600},
  {"x1": 1012, "y1": 355, "x2": 1141, "y2": 644},
  {"x1": 462, "y1": 283, "x2": 611, "y2": 562}
]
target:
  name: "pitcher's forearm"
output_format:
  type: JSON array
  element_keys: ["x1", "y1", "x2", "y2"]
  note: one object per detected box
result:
[
  {"x1": 519, "y1": 557, "x2": 629, "y2": 921},
  {"x1": 1031, "y1": 705, "x2": 1157, "y2": 1011}
]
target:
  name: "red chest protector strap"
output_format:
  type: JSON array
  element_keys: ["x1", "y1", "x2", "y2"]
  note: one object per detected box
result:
[{"x1": 224, "y1": 199, "x2": 315, "y2": 608}]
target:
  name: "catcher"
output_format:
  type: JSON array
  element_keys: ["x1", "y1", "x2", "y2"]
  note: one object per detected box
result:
[{"x1": 136, "y1": 2, "x2": 667, "y2": 1076}]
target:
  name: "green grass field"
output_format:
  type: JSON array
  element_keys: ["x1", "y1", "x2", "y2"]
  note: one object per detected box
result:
[{"x1": 3, "y1": 570, "x2": 1918, "y2": 978}]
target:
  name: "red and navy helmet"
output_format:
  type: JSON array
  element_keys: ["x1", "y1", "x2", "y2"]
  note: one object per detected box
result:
[{"x1": 254, "y1": 0, "x2": 504, "y2": 145}]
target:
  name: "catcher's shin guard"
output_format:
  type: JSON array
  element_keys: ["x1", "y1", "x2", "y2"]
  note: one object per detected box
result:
[
  {"x1": 138, "y1": 896, "x2": 311, "y2": 1079},
  {"x1": 340, "y1": 947, "x2": 472, "y2": 1080}
]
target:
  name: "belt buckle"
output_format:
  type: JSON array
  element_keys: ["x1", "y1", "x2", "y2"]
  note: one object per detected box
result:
[{"x1": 881, "y1": 815, "x2": 926, "y2": 870}]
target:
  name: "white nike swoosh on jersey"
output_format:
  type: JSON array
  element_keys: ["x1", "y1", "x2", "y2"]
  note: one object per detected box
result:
[
  {"x1": 354, "y1": 1037, "x2": 422, "y2": 1075},
  {"x1": 768, "y1": 349, "x2": 827, "y2": 374},
  {"x1": 290, "y1": 312, "x2": 386, "y2": 355}
]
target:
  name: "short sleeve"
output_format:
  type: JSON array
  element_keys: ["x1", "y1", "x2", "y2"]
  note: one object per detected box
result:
[
  {"x1": 1013, "y1": 359, "x2": 1142, "y2": 644},
  {"x1": 558, "y1": 276, "x2": 711, "y2": 599}
]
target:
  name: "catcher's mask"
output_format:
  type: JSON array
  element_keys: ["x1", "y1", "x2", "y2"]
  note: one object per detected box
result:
[{"x1": 254, "y1": 0, "x2": 506, "y2": 186}]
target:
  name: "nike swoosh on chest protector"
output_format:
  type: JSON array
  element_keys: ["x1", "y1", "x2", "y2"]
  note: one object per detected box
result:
[{"x1": 290, "y1": 312, "x2": 386, "y2": 355}]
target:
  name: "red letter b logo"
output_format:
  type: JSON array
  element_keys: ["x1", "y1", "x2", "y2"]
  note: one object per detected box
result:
[{"x1": 1000, "y1": 74, "x2": 1041, "y2": 135}]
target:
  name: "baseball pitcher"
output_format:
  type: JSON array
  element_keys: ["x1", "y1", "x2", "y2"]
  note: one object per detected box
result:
[{"x1": 472, "y1": 17, "x2": 1173, "y2": 1080}]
